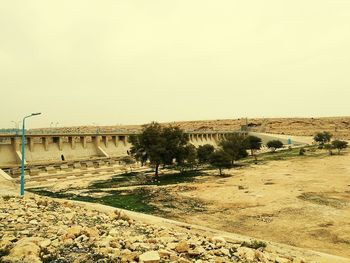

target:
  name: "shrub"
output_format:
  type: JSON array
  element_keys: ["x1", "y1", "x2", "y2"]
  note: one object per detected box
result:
[
  {"x1": 209, "y1": 150, "x2": 232, "y2": 176},
  {"x1": 197, "y1": 144, "x2": 215, "y2": 164},
  {"x1": 266, "y1": 140, "x2": 283, "y2": 152},
  {"x1": 331, "y1": 140, "x2": 348, "y2": 154},
  {"x1": 314, "y1": 131, "x2": 332, "y2": 145}
]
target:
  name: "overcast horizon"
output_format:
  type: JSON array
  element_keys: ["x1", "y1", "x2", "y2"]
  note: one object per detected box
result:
[{"x1": 1, "y1": 1, "x2": 350, "y2": 129}]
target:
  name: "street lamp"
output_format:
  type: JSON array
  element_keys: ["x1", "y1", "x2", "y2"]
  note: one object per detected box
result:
[
  {"x1": 20, "y1": 112, "x2": 41, "y2": 196},
  {"x1": 11, "y1": 121, "x2": 20, "y2": 135}
]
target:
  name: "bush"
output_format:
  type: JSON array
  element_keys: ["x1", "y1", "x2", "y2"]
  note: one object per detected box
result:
[
  {"x1": 314, "y1": 131, "x2": 332, "y2": 145},
  {"x1": 209, "y1": 150, "x2": 232, "y2": 176},
  {"x1": 331, "y1": 140, "x2": 348, "y2": 154},
  {"x1": 197, "y1": 144, "x2": 215, "y2": 164},
  {"x1": 266, "y1": 140, "x2": 283, "y2": 152}
]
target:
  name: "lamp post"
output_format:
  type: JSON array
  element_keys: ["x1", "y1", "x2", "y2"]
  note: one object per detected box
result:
[
  {"x1": 11, "y1": 121, "x2": 20, "y2": 135},
  {"x1": 20, "y1": 112, "x2": 41, "y2": 196}
]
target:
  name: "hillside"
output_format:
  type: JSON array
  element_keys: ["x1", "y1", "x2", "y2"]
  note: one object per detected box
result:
[{"x1": 33, "y1": 117, "x2": 350, "y2": 139}]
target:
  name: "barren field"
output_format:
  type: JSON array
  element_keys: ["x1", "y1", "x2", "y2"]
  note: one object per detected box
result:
[
  {"x1": 31, "y1": 149, "x2": 350, "y2": 259},
  {"x1": 173, "y1": 154, "x2": 350, "y2": 258}
]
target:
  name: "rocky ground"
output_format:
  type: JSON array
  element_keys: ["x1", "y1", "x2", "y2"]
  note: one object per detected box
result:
[{"x1": 0, "y1": 195, "x2": 311, "y2": 263}]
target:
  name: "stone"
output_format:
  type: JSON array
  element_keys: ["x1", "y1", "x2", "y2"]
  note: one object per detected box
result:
[
  {"x1": 82, "y1": 227, "x2": 99, "y2": 240},
  {"x1": 178, "y1": 258, "x2": 191, "y2": 263},
  {"x1": 29, "y1": 219, "x2": 38, "y2": 225},
  {"x1": 175, "y1": 240, "x2": 189, "y2": 253},
  {"x1": 158, "y1": 249, "x2": 172, "y2": 258},
  {"x1": 255, "y1": 250, "x2": 269, "y2": 263},
  {"x1": 235, "y1": 247, "x2": 256, "y2": 262},
  {"x1": 39, "y1": 239, "x2": 51, "y2": 248},
  {"x1": 2, "y1": 237, "x2": 42, "y2": 263},
  {"x1": 109, "y1": 228, "x2": 119, "y2": 237},
  {"x1": 188, "y1": 246, "x2": 205, "y2": 257},
  {"x1": 66, "y1": 225, "x2": 83, "y2": 238},
  {"x1": 212, "y1": 236, "x2": 226, "y2": 244},
  {"x1": 276, "y1": 256, "x2": 291, "y2": 263},
  {"x1": 139, "y1": 250, "x2": 160, "y2": 263}
]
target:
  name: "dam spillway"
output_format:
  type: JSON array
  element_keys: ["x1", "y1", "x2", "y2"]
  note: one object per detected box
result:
[{"x1": 0, "y1": 131, "x2": 234, "y2": 168}]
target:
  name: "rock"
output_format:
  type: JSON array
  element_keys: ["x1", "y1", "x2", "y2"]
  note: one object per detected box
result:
[
  {"x1": 109, "y1": 228, "x2": 119, "y2": 237},
  {"x1": 178, "y1": 257, "x2": 191, "y2": 263},
  {"x1": 188, "y1": 246, "x2": 205, "y2": 257},
  {"x1": 219, "y1": 247, "x2": 230, "y2": 256},
  {"x1": 120, "y1": 249, "x2": 138, "y2": 262},
  {"x1": 276, "y1": 256, "x2": 291, "y2": 263},
  {"x1": 175, "y1": 240, "x2": 189, "y2": 253},
  {"x1": 75, "y1": 234, "x2": 89, "y2": 243},
  {"x1": 2, "y1": 237, "x2": 42, "y2": 263},
  {"x1": 29, "y1": 219, "x2": 38, "y2": 225},
  {"x1": 235, "y1": 247, "x2": 256, "y2": 262},
  {"x1": 64, "y1": 212, "x2": 75, "y2": 220},
  {"x1": 158, "y1": 249, "x2": 172, "y2": 258},
  {"x1": 139, "y1": 250, "x2": 160, "y2": 263},
  {"x1": 82, "y1": 227, "x2": 99, "y2": 240},
  {"x1": 39, "y1": 239, "x2": 51, "y2": 248},
  {"x1": 212, "y1": 236, "x2": 226, "y2": 244},
  {"x1": 255, "y1": 250, "x2": 269, "y2": 263},
  {"x1": 66, "y1": 225, "x2": 83, "y2": 238}
]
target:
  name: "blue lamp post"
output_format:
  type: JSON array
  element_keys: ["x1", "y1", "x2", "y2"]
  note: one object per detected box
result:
[{"x1": 20, "y1": 112, "x2": 41, "y2": 196}]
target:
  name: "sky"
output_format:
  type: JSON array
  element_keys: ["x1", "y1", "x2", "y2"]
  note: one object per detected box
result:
[{"x1": 0, "y1": 0, "x2": 349, "y2": 128}]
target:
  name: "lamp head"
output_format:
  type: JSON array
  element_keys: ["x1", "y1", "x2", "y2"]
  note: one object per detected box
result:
[{"x1": 31, "y1": 112, "x2": 41, "y2": 116}]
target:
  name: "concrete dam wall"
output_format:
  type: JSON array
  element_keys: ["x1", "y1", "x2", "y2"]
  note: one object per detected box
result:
[
  {"x1": 0, "y1": 131, "x2": 305, "y2": 168},
  {"x1": 0, "y1": 132, "x2": 231, "y2": 168}
]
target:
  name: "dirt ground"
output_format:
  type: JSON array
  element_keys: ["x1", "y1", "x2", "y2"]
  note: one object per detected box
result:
[
  {"x1": 29, "y1": 150, "x2": 350, "y2": 259},
  {"x1": 167, "y1": 153, "x2": 350, "y2": 258}
]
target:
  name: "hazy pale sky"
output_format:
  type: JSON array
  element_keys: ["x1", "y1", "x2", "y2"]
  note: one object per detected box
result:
[{"x1": 0, "y1": 0, "x2": 349, "y2": 128}]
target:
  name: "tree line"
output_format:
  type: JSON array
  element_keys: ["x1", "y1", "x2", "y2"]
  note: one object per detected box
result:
[
  {"x1": 313, "y1": 131, "x2": 348, "y2": 155},
  {"x1": 128, "y1": 123, "x2": 349, "y2": 178},
  {"x1": 128, "y1": 122, "x2": 268, "y2": 177}
]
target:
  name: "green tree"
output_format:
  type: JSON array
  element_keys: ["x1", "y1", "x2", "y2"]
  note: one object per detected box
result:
[
  {"x1": 128, "y1": 122, "x2": 190, "y2": 177},
  {"x1": 266, "y1": 140, "x2": 284, "y2": 152},
  {"x1": 219, "y1": 133, "x2": 248, "y2": 165},
  {"x1": 162, "y1": 126, "x2": 189, "y2": 165},
  {"x1": 129, "y1": 135, "x2": 148, "y2": 166},
  {"x1": 331, "y1": 140, "x2": 348, "y2": 154},
  {"x1": 314, "y1": 131, "x2": 332, "y2": 146},
  {"x1": 197, "y1": 144, "x2": 215, "y2": 164},
  {"x1": 177, "y1": 144, "x2": 197, "y2": 171},
  {"x1": 324, "y1": 144, "x2": 334, "y2": 155},
  {"x1": 209, "y1": 150, "x2": 232, "y2": 176},
  {"x1": 244, "y1": 135, "x2": 262, "y2": 161}
]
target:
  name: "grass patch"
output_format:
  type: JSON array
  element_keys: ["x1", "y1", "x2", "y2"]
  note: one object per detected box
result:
[
  {"x1": 240, "y1": 146, "x2": 325, "y2": 164},
  {"x1": 144, "y1": 170, "x2": 206, "y2": 186},
  {"x1": 28, "y1": 188, "x2": 156, "y2": 214},
  {"x1": 88, "y1": 170, "x2": 206, "y2": 190},
  {"x1": 89, "y1": 172, "x2": 140, "y2": 189}
]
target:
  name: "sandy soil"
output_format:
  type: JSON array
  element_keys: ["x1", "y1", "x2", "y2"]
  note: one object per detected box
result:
[{"x1": 169, "y1": 153, "x2": 350, "y2": 258}]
